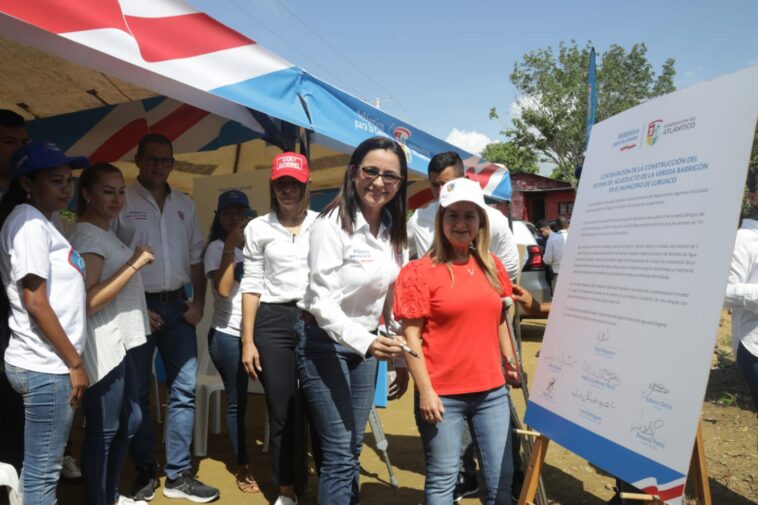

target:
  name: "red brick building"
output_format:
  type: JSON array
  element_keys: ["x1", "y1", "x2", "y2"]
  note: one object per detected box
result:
[{"x1": 510, "y1": 173, "x2": 576, "y2": 222}]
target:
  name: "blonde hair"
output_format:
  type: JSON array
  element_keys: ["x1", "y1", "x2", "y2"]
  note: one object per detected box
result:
[{"x1": 428, "y1": 205, "x2": 502, "y2": 292}]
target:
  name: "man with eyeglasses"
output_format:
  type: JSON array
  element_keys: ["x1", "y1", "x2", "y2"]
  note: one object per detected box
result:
[
  {"x1": 114, "y1": 133, "x2": 218, "y2": 502},
  {"x1": 405, "y1": 151, "x2": 521, "y2": 502}
]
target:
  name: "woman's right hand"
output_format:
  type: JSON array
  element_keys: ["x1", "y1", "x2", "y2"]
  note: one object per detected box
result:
[
  {"x1": 242, "y1": 340, "x2": 262, "y2": 380},
  {"x1": 418, "y1": 389, "x2": 445, "y2": 424},
  {"x1": 129, "y1": 245, "x2": 155, "y2": 271},
  {"x1": 69, "y1": 362, "x2": 89, "y2": 409},
  {"x1": 368, "y1": 334, "x2": 405, "y2": 360}
]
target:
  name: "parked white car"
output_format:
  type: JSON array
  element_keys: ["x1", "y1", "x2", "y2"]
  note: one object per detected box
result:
[{"x1": 512, "y1": 220, "x2": 552, "y2": 306}]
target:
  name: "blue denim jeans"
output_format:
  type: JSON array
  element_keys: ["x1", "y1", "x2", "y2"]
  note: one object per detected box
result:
[
  {"x1": 128, "y1": 297, "x2": 198, "y2": 480},
  {"x1": 415, "y1": 386, "x2": 513, "y2": 505},
  {"x1": 207, "y1": 328, "x2": 248, "y2": 465},
  {"x1": 297, "y1": 323, "x2": 378, "y2": 505},
  {"x1": 5, "y1": 364, "x2": 75, "y2": 505},
  {"x1": 82, "y1": 354, "x2": 142, "y2": 504},
  {"x1": 737, "y1": 341, "x2": 758, "y2": 410}
]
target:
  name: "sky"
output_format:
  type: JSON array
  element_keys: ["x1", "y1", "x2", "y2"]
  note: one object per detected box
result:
[{"x1": 188, "y1": 0, "x2": 758, "y2": 160}]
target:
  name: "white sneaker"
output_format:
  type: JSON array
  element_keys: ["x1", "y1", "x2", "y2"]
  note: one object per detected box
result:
[
  {"x1": 274, "y1": 495, "x2": 297, "y2": 505},
  {"x1": 60, "y1": 455, "x2": 82, "y2": 479},
  {"x1": 118, "y1": 496, "x2": 148, "y2": 505}
]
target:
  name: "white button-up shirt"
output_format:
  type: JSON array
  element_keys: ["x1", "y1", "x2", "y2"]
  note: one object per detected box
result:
[
  {"x1": 725, "y1": 218, "x2": 758, "y2": 357},
  {"x1": 114, "y1": 181, "x2": 204, "y2": 293},
  {"x1": 543, "y1": 229, "x2": 568, "y2": 274},
  {"x1": 406, "y1": 201, "x2": 521, "y2": 280},
  {"x1": 299, "y1": 209, "x2": 406, "y2": 356},
  {"x1": 240, "y1": 210, "x2": 318, "y2": 303}
]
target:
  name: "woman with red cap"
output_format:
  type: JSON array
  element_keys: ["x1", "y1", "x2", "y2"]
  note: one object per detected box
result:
[{"x1": 240, "y1": 152, "x2": 317, "y2": 505}]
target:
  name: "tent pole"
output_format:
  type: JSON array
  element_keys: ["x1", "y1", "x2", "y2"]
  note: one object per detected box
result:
[{"x1": 232, "y1": 143, "x2": 241, "y2": 173}]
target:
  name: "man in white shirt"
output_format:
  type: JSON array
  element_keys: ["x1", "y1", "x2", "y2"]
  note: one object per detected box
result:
[
  {"x1": 543, "y1": 216, "x2": 569, "y2": 292},
  {"x1": 115, "y1": 133, "x2": 218, "y2": 502},
  {"x1": 407, "y1": 152, "x2": 520, "y2": 281},
  {"x1": 406, "y1": 151, "x2": 520, "y2": 501}
]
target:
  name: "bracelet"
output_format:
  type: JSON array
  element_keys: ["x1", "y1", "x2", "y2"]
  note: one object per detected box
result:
[
  {"x1": 222, "y1": 249, "x2": 236, "y2": 256},
  {"x1": 127, "y1": 262, "x2": 138, "y2": 271}
]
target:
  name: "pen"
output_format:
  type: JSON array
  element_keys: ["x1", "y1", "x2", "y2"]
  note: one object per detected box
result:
[{"x1": 380, "y1": 330, "x2": 420, "y2": 358}]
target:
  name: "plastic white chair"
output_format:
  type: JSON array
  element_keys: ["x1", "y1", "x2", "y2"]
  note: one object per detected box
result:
[
  {"x1": 193, "y1": 320, "x2": 270, "y2": 457},
  {"x1": 0, "y1": 462, "x2": 21, "y2": 505}
]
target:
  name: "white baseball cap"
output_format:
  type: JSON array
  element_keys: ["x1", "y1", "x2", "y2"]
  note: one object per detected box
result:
[{"x1": 438, "y1": 177, "x2": 488, "y2": 210}]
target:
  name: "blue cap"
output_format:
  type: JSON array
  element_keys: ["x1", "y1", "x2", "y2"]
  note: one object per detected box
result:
[
  {"x1": 217, "y1": 189, "x2": 250, "y2": 211},
  {"x1": 10, "y1": 140, "x2": 89, "y2": 179}
]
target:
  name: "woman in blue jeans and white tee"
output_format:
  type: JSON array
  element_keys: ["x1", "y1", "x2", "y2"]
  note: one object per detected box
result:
[
  {"x1": 69, "y1": 163, "x2": 154, "y2": 505},
  {"x1": 0, "y1": 140, "x2": 90, "y2": 505},
  {"x1": 203, "y1": 189, "x2": 259, "y2": 493},
  {"x1": 298, "y1": 137, "x2": 409, "y2": 505}
]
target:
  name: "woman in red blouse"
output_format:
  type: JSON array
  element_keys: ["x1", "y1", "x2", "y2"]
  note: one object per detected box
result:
[{"x1": 394, "y1": 177, "x2": 520, "y2": 505}]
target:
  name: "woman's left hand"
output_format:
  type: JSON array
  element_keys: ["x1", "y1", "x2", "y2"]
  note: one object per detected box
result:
[
  {"x1": 388, "y1": 366, "x2": 409, "y2": 400},
  {"x1": 505, "y1": 367, "x2": 521, "y2": 388}
]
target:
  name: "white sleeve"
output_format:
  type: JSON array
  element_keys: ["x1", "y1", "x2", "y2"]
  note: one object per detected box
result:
[
  {"x1": 203, "y1": 240, "x2": 224, "y2": 277},
  {"x1": 187, "y1": 199, "x2": 205, "y2": 265},
  {"x1": 406, "y1": 211, "x2": 418, "y2": 259},
  {"x1": 304, "y1": 217, "x2": 375, "y2": 356},
  {"x1": 489, "y1": 211, "x2": 521, "y2": 281},
  {"x1": 725, "y1": 231, "x2": 758, "y2": 312},
  {"x1": 543, "y1": 235, "x2": 555, "y2": 266},
  {"x1": 240, "y1": 219, "x2": 265, "y2": 295},
  {"x1": 10, "y1": 219, "x2": 52, "y2": 282}
]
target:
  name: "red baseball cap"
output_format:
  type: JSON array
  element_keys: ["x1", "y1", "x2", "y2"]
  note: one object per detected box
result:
[{"x1": 271, "y1": 152, "x2": 309, "y2": 183}]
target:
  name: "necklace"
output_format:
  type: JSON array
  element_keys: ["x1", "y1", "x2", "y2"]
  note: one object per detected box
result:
[{"x1": 466, "y1": 266, "x2": 476, "y2": 276}]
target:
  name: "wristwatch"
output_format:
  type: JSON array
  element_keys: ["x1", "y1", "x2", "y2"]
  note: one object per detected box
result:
[{"x1": 505, "y1": 357, "x2": 517, "y2": 368}]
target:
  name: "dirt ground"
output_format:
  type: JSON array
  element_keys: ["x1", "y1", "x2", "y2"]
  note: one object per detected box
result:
[{"x1": 57, "y1": 310, "x2": 756, "y2": 505}]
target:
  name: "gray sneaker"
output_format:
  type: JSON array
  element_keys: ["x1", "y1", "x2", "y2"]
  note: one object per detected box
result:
[
  {"x1": 163, "y1": 471, "x2": 219, "y2": 503},
  {"x1": 131, "y1": 464, "x2": 158, "y2": 501}
]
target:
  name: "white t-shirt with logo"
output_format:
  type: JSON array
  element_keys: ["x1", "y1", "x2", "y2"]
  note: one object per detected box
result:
[
  {"x1": 204, "y1": 239, "x2": 244, "y2": 334},
  {"x1": 1, "y1": 204, "x2": 87, "y2": 374}
]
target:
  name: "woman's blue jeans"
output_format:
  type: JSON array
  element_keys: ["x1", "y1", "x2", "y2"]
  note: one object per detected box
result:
[
  {"x1": 297, "y1": 323, "x2": 378, "y2": 505},
  {"x1": 5, "y1": 364, "x2": 75, "y2": 505},
  {"x1": 207, "y1": 328, "x2": 248, "y2": 465},
  {"x1": 82, "y1": 354, "x2": 142, "y2": 504},
  {"x1": 415, "y1": 385, "x2": 514, "y2": 505}
]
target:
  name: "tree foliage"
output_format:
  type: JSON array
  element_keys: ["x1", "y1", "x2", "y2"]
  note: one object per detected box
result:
[
  {"x1": 741, "y1": 124, "x2": 758, "y2": 220},
  {"x1": 492, "y1": 41, "x2": 676, "y2": 185},
  {"x1": 481, "y1": 141, "x2": 539, "y2": 174}
]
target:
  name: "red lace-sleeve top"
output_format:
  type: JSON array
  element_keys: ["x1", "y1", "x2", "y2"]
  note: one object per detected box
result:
[{"x1": 393, "y1": 254, "x2": 512, "y2": 395}]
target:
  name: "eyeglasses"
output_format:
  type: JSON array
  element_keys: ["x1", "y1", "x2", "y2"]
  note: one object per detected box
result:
[
  {"x1": 143, "y1": 155, "x2": 175, "y2": 168},
  {"x1": 359, "y1": 166, "x2": 404, "y2": 186}
]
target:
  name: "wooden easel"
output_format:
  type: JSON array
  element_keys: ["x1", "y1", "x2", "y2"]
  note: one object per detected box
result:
[{"x1": 516, "y1": 421, "x2": 712, "y2": 505}]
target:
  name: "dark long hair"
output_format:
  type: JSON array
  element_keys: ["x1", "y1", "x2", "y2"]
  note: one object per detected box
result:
[
  {"x1": 319, "y1": 137, "x2": 408, "y2": 251},
  {"x1": 77, "y1": 162, "x2": 123, "y2": 216},
  {"x1": 0, "y1": 178, "x2": 31, "y2": 370}
]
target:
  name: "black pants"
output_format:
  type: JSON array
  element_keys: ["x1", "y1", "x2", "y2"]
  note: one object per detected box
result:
[
  {"x1": 0, "y1": 368, "x2": 24, "y2": 473},
  {"x1": 255, "y1": 301, "x2": 299, "y2": 487}
]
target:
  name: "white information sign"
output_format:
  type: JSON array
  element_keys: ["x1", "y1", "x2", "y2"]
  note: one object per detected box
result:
[{"x1": 524, "y1": 66, "x2": 758, "y2": 504}]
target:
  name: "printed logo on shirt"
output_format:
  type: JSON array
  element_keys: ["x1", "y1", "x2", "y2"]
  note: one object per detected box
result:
[
  {"x1": 348, "y1": 247, "x2": 374, "y2": 264},
  {"x1": 177, "y1": 210, "x2": 185, "y2": 221},
  {"x1": 68, "y1": 248, "x2": 86, "y2": 277},
  {"x1": 234, "y1": 261, "x2": 244, "y2": 282},
  {"x1": 125, "y1": 210, "x2": 148, "y2": 221}
]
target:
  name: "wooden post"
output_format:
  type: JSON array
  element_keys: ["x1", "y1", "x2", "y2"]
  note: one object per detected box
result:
[
  {"x1": 688, "y1": 422, "x2": 712, "y2": 505},
  {"x1": 517, "y1": 434, "x2": 550, "y2": 505}
]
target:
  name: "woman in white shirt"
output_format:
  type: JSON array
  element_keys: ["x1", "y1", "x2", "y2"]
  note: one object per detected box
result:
[
  {"x1": 0, "y1": 140, "x2": 89, "y2": 504},
  {"x1": 725, "y1": 169, "x2": 758, "y2": 414},
  {"x1": 240, "y1": 153, "x2": 316, "y2": 505},
  {"x1": 203, "y1": 189, "x2": 258, "y2": 493},
  {"x1": 69, "y1": 162, "x2": 154, "y2": 505},
  {"x1": 298, "y1": 137, "x2": 409, "y2": 505}
]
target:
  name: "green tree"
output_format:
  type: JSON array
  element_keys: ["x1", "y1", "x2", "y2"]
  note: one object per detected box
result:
[
  {"x1": 491, "y1": 41, "x2": 676, "y2": 185},
  {"x1": 481, "y1": 141, "x2": 539, "y2": 174},
  {"x1": 741, "y1": 124, "x2": 758, "y2": 220}
]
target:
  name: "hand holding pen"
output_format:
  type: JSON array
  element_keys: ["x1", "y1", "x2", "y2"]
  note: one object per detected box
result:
[{"x1": 379, "y1": 330, "x2": 420, "y2": 358}]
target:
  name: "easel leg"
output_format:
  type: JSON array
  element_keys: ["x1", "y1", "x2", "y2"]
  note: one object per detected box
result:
[
  {"x1": 517, "y1": 435, "x2": 550, "y2": 505},
  {"x1": 688, "y1": 421, "x2": 712, "y2": 505}
]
